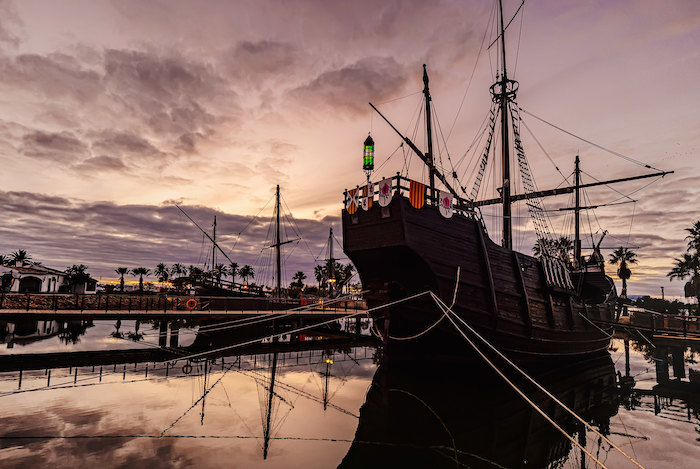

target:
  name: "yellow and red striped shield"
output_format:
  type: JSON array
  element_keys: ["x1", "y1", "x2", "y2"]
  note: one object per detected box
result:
[
  {"x1": 345, "y1": 188, "x2": 359, "y2": 214},
  {"x1": 409, "y1": 180, "x2": 425, "y2": 209}
]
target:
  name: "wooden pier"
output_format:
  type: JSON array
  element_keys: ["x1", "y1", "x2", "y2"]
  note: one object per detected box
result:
[
  {"x1": 0, "y1": 292, "x2": 367, "y2": 320},
  {"x1": 601, "y1": 309, "x2": 700, "y2": 340}
]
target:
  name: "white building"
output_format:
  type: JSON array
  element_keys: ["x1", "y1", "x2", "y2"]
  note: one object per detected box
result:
[{"x1": 0, "y1": 263, "x2": 96, "y2": 294}]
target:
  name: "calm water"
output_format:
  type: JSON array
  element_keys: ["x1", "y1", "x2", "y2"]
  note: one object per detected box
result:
[{"x1": 1, "y1": 318, "x2": 698, "y2": 468}]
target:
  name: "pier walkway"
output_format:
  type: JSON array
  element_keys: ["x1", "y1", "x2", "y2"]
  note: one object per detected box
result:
[
  {"x1": 602, "y1": 309, "x2": 700, "y2": 340},
  {"x1": 0, "y1": 293, "x2": 367, "y2": 320}
]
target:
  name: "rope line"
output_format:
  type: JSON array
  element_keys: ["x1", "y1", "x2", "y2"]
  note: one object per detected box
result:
[
  {"x1": 431, "y1": 293, "x2": 610, "y2": 468},
  {"x1": 520, "y1": 108, "x2": 661, "y2": 171},
  {"x1": 432, "y1": 293, "x2": 646, "y2": 469}
]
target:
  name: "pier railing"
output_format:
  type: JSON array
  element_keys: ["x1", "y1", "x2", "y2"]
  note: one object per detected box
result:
[
  {"x1": 0, "y1": 293, "x2": 367, "y2": 313},
  {"x1": 629, "y1": 309, "x2": 700, "y2": 337}
]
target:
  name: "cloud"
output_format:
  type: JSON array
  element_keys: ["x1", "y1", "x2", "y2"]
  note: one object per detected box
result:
[
  {"x1": 73, "y1": 155, "x2": 127, "y2": 173},
  {"x1": 288, "y1": 57, "x2": 409, "y2": 117},
  {"x1": 90, "y1": 130, "x2": 167, "y2": 160},
  {"x1": 0, "y1": 190, "x2": 340, "y2": 285},
  {"x1": 221, "y1": 40, "x2": 300, "y2": 84},
  {"x1": 0, "y1": 53, "x2": 102, "y2": 102},
  {"x1": 20, "y1": 130, "x2": 89, "y2": 163},
  {"x1": 0, "y1": 0, "x2": 21, "y2": 47}
]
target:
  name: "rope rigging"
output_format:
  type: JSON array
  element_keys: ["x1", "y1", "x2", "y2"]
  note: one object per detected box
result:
[{"x1": 519, "y1": 107, "x2": 662, "y2": 171}]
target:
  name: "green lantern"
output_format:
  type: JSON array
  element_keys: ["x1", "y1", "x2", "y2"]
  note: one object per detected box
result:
[{"x1": 363, "y1": 134, "x2": 374, "y2": 172}]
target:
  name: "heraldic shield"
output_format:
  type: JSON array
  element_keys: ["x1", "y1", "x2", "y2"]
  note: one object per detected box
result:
[
  {"x1": 378, "y1": 178, "x2": 392, "y2": 207},
  {"x1": 439, "y1": 190, "x2": 453, "y2": 218}
]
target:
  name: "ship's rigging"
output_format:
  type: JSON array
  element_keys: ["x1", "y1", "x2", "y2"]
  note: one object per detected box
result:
[{"x1": 366, "y1": 0, "x2": 673, "y2": 265}]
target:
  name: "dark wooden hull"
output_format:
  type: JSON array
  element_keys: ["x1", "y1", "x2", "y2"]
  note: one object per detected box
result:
[{"x1": 342, "y1": 195, "x2": 614, "y2": 360}]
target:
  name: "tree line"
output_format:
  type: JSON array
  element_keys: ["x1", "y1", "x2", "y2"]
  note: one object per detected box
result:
[{"x1": 112, "y1": 262, "x2": 256, "y2": 292}]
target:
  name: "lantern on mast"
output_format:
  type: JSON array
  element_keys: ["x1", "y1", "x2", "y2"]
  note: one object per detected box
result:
[{"x1": 363, "y1": 134, "x2": 374, "y2": 180}]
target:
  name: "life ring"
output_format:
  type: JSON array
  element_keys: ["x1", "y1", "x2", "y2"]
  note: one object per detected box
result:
[
  {"x1": 186, "y1": 299, "x2": 197, "y2": 310},
  {"x1": 182, "y1": 363, "x2": 192, "y2": 374}
]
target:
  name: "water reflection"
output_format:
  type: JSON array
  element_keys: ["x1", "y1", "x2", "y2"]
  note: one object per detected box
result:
[
  {"x1": 1, "y1": 317, "x2": 700, "y2": 468},
  {"x1": 0, "y1": 319, "x2": 92, "y2": 348},
  {"x1": 340, "y1": 353, "x2": 618, "y2": 468}
]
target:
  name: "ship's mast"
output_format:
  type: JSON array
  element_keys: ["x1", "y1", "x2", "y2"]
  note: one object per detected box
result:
[
  {"x1": 275, "y1": 184, "x2": 281, "y2": 298},
  {"x1": 498, "y1": 0, "x2": 513, "y2": 249},
  {"x1": 423, "y1": 64, "x2": 437, "y2": 203},
  {"x1": 574, "y1": 154, "x2": 581, "y2": 264},
  {"x1": 212, "y1": 216, "x2": 217, "y2": 277},
  {"x1": 328, "y1": 227, "x2": 335, "y2": 297}
]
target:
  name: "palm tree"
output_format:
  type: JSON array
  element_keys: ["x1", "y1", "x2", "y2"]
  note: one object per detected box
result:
[
  {"x1": 66, "y1": 264, "x2": 91, "y2": 292},
  {"x1": 131, "y1": 267, "x2": 151, "y2": 291},
  {"x1": 532, "y1": 238, "x2": 554, "y2": 257},
  {"x1": 337, "y1": 263, "x2": 356, "y2": 294},
  {"x1": 314, "y1": 265, "x2": 327, "y2": 291},
  {"x1": 213, "y1": 263, "x2": 228, "y2": 286},
  {"x1": 609, "y1": 247, "x2": 638, "y2": 298},
  {"x1": 0, "y1": 254, "x2": 7, "y2": 266},
  {"x1": 556, "y1": 236, "x2": 573, "y2": 264},
  {"x1": 115, "y1": 267, "x2": 129, "y2": 292},
  {"x1": 291, "y1": 271, "x2": 307, "y2": 288},
  {"x1": 229, "y1": 262, "x2": 239, "y2": 284},
  {"x1": 187, "y1": 265, "x2": 203, "y2": 279},
  {"x1": 533, "y1": 237, "x2": 572, "y2": 263},
  {"x1": 668, "y1": 253, "x2": 700, "y2": 305},
  {"x1": 685, "y1": 221, "x2": 700, "y2": 252},
  {"x1": 170, "y1": 263, "x2": 187, "y2": 278},
  {"x1": 239, "y1": 265, "x2": 254, "y2": 285},
  {"x1": 154, "y1": 263, "x2": 170, "y2": 283},
  {"x1": 10, "y1": 249, "x2": 31, "y2": 266}
]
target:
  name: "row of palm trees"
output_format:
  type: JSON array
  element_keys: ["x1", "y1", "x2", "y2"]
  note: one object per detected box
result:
[{"x1": 113, "y1": 263, "x2": 256, "y2": 291}]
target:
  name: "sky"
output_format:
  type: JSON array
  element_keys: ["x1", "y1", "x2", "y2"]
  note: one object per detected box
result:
[{"x1": 0, "y1": 0, "x2": 698, "y2": 297}]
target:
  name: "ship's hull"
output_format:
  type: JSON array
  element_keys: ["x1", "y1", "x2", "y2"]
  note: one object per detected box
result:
[{"x1": 342, "y1": 195, "x2": 614, "y2": 361}]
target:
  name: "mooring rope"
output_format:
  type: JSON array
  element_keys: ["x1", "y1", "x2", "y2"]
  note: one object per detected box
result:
[
  {"x1": 382, "y1": 267, "x2": 461, "y2": 341},
  {"x1": 167, "y1": 291, "x2": 431, "y2": 363},
  {"x1": 430, "y1": 293, "x2": 609, "y2": 468},
  {"x1": 432, "y1": 293, "x2": 646, "y2": 469},
  {"x1": 578, "y1": 312, "x2": 614, "y2": 339}
]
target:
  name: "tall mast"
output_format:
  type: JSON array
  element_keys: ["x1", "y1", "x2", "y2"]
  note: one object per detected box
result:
[
  {"x1": 275, "y1": 184, "x2": 281, "y2": 298},
  {"x1": 574, "y1": 155, "x2": 581, "y2": 264},
  {"x1": 328, "y1": 227, "x2": 335, "y2": 297},
  {"x1": 423, "y1": 64, "x2": 437, "y2": 203},
  {"x1": 212, "y1": 216, "x2": 217, "y2": 276},
  {"x1": 498, "y1": 0, "x2": 512, "y2": 249}
]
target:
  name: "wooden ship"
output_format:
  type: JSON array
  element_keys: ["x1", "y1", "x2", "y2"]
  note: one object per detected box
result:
[{"x1": 341, "y1": 0, "x2": 672, "y2": 360}]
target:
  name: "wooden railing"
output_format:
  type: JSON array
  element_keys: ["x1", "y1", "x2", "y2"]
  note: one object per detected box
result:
[
  {"x1": 630, "y1": 310, "x2": 700, "y2": 337},
  {"x1": 0, "y1": 292, "x2": 367, "y2": 313},
  {"x1": 344, "y1": 173, "x2": 479, "y2": 219}
]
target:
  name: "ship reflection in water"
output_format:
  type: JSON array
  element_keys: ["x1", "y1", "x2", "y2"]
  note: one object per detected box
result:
[
  {"x1": 341, "y1": 354, "x2": 618, "y2": 468},
  {"x1": 0, "y1": 317, "x2": 699, "y2": 468}
]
